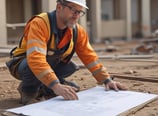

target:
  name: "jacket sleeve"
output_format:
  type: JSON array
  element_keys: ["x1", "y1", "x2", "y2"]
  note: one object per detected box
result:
[
  {"x1": 75, "y1": 24, "x2": 110, "y2": 84},
  {"x1": 24, "y1": 17, "x2": 59, "y2": 88}
]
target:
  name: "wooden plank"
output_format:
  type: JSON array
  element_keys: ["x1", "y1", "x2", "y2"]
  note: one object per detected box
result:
[
  {"x1": 111, "y1": 74, "x2": 158, "y2": 83},
  {"x1": 141, "y1": 38, "x2": 158, "y2": 43},
  {"x1": 118, "y1": 97, "x2": 158, "y2": 116},
  {"x1": 1, "y1": 111, "x2": 22, "y2": 116},
  {"x1": 98, "y1": 55, "x2": 154, "y2": 59},
  {"x1": 118, "y1": 59, "x2": 158, "y2": 63},
  {"x1": 73, "y1": 54, "x2": 154, "y2": 59}
]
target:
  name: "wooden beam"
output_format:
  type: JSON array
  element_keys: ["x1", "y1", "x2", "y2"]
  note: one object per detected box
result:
[
  {"x1": 111, "y1": 74, "x2": 158, "y2": 83},
  {"x1": 118, "y1": 59, "x2": 158, "y2": 63},
  {"x1": 98, "y1": 55, "x2": 154, "y2": 59},
  {"x1": 118, "y1": 97, "x2": 158, "y2": 116},
  {"x1": 141, "y1": 38, "x2": 158, "y2": 43},
  {"x1": 74, "y1": 54, "x2": 154, "y2": 59}
]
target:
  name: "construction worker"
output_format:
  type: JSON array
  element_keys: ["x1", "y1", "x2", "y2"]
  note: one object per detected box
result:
[{"x1": 8, "y1": 0, "x2": 127, "y2": 105}]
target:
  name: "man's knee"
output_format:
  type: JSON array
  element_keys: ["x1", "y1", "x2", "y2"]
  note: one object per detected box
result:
[{"x1": 55, "y1": 61, "x2": 79, "y2": 80}]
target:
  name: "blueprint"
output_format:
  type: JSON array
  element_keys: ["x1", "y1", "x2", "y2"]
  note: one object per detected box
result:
[{"x1": 7, "y1": 86, "x2": 158, "y2": 116}]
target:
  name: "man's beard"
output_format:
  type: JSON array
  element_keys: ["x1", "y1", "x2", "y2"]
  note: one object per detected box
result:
[{"x1": 65, "y1": 18, "x2": 78, "y2": 28}]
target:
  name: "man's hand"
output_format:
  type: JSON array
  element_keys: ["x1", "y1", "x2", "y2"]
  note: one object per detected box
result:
[
  {"x1": 104, "y1": 80, "x2": 127, "y2": 91},
  {"x1": 52, "y1": 83, "x2": 79, "y2": 100}
]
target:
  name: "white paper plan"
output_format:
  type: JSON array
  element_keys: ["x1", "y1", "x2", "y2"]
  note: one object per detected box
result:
[{"x1": 7, "y1": 86, "x2": 158, "y2": 116}]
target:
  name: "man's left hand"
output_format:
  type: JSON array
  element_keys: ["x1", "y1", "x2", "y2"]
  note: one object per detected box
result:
[{"x1": 104, "y1": 80, "x2": 127, "y2": 91}]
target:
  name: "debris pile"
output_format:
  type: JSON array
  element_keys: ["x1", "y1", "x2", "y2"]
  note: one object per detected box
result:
[{"x1": 131, "y1": 38, "x2": 158, "y2": 55}]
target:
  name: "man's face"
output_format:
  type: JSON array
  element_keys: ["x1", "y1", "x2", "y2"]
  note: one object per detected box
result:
[{"x1": 57, "y1": 2, "x2": 85, "y2": 28}]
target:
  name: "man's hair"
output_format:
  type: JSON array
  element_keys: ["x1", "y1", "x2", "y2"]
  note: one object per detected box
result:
[
  {"x1": 57, "y1": 0, "x2": 65, "y2": 3},
  {"x1": 57, "y1": 0, "x2": 68, "y2": 6}
]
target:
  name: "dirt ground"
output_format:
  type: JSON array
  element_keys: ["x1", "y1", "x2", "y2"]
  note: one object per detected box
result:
[{"x1": 0, "y1": 40, "x2": 158, "y2": 116}]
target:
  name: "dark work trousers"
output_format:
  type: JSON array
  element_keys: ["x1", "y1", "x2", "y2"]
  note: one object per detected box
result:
[{"x1": 17, "y1": 58, "x2": 79, "y2": 94}]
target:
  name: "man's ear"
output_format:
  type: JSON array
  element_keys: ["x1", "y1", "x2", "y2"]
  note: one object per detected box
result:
[{"x1": 56, "y1": 3, "x2": 63, "y2": 11}]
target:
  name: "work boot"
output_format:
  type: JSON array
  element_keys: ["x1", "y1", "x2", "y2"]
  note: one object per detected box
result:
[
  {"x1": 17, "y1": 83, "x2": 38, "y2": 105},
  {"x1": 61, "y1": 80, "x2": 80, "y2": 92}
]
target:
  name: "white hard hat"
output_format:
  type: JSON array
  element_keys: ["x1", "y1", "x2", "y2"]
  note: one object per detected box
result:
[{"x1": 65, "y1": 0, "x2": 88, "y2": 9}]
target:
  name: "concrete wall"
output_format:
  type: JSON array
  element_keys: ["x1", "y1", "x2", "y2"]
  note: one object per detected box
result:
[
  {"x1": 151, "y1": 0, "x2": 158, "y2": 31},
  {"x1": 0, "y1": 0, "x2": 7, "y2": 45},
  {"x1": 101, "y1": 20, "x2": 126, "y2": 39}
]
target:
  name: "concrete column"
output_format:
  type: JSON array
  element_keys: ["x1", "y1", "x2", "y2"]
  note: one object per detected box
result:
[
  {"x1": 79, "y1": 14, "x2": 87, "y2": 31},
  {"x1": 24, "y1": 0, "x2": 32, "y2": 21},
  {"x1": 42, "y1": 0, "x2": 56, "y2": 12},
  {"x1": 141, "y1": 0, "x2": 151, "y2": 37},
  {"x1": 90, "y1": 0, "x2": 101, "y2": 43},
  {"x1": 0, "y1": 0, "x2": 7, "y2": 45},
  {"x1": 120, "y1": 0, "x2": 126, "y2": 19},
  {"x1": 126, "y1": 0, "x2": 132, "y2": 41}
]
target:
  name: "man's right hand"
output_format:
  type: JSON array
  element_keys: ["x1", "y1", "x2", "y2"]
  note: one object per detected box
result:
[{"x1": 52, "y1": 83, "x2": 79, "y2": 100}]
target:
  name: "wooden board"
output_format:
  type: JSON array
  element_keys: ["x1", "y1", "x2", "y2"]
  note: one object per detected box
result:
[{"x1": 118, "y1": 97, "x2": 158, "y2": 116}]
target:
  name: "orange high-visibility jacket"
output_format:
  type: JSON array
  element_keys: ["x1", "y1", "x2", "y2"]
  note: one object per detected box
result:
[{"x1": 13, "y1": 11, "x2": 110, "y2": 88}]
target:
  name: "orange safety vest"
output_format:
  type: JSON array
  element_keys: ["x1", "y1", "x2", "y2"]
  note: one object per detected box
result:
[{"x1": 12, "y1": 12, "x2": 78, "y2": 63}]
